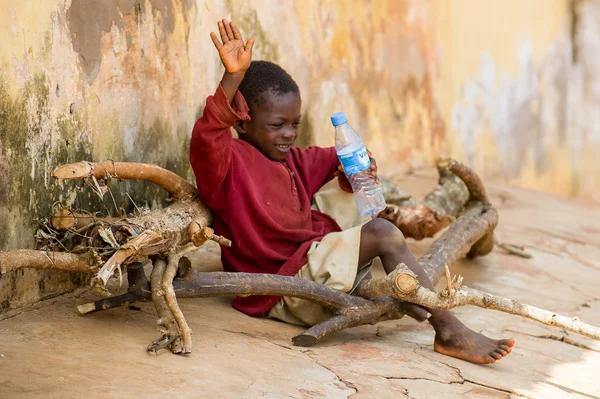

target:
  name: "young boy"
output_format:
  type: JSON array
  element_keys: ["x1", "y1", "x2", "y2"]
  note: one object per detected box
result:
[{"x1": 190, "y1": 19, "x2": 514, "y2": 364}]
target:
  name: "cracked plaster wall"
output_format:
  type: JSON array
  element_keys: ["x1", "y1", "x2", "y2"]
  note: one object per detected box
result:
[{"x1": 1, "y1": 0, "x2": 599, "y2": 309}]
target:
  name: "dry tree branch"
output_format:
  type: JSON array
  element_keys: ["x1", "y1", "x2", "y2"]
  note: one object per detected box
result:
[
  {"x1": 376, "y1": 205, "x2": 452, "y2": 240},
  {"x1": 77, "y1": 262, "x2": 150, "y2": 315},
  {"x1": 172, "y1": 271, "x2": 428, "y2": 324},
  {"x1": 361, "y1": 263, "x2": 600, "y2": 341},
  {"x1": 173, "y1": 270, "x2": 432, "y2": 348},
  {"x1": 419, "y1": 203, "x2": 497, "y2": 285},
  {"x1": 163, "y1": 253, "x2": 193, "y2": 354},
  {"x1": 445, "y1": 158, "x2": 488, "y2": 203},
  {"x1": 149, "y1": 257, "x2": 182, "y2": 354},
  {"x1": 173, "y1": 271, "x2": 373, "y2": 308},
  {"x1": 50, "y1": 207, "x2": 120, "y2": 231},
  {"x1": 0, "y1": 250, "x2": 99, "y2": 275},
  {"x1": 95, "y1": 230, "x2": 161, "y2": 286},
  {"x1": 52, "y1": 161, "x2": 198, "y2": 200},
  {"x1": 292, "y1": 298, "x2": 429, "y2": 347},
  {"x1": 189, "y1": 223, "x2": 232, "y2": 247},
  {"x1": 422, "y1": 160, "x2": 470, "y2": 217}
]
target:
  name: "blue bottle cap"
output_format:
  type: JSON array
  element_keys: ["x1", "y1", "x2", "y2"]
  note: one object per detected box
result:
[{"x1": 330, "y1": 112, "x2": 348, "y2": 127}]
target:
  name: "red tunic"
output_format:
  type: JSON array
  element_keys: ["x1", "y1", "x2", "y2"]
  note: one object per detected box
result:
[{"x1": 190, "y1": 85, "x2": 343, "y2": 316}]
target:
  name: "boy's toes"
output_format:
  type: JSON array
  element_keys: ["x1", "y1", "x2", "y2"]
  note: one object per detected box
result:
[
  {"x1": 490, "y1": 351, "x2": 503, "y2": 361},
  {"x1": 483, "y1": 355, "x2": 497, "y2": 364}
]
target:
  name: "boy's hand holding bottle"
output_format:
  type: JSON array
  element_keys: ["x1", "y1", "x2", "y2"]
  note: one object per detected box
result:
[{"x1": 331, "y1": 112, "x2": 386, "y2": 217}]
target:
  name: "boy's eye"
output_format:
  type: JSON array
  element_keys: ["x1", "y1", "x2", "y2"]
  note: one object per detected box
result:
[
  {"x1": 269, "y1": 123, "x2": 283, "y2": 128},
  {"x1": 292, "y1": 122, "x2": 301, "y2": 127}
]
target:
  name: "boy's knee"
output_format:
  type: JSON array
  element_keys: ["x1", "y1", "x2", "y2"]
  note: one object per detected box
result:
[{"x1": 363, "y1": 218, "x2": 405, "y2": 248}]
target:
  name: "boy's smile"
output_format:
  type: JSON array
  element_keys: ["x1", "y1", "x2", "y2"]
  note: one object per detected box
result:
[{"x1": 236, "y1": 90, "x2": 301, "y2": 161}]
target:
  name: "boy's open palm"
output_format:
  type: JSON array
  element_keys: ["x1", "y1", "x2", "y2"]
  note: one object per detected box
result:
[{"x1": 210, "y1": 19, "x2": 255, "y2": 74}]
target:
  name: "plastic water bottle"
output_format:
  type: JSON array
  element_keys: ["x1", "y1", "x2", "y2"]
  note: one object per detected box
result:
[{"x1": 331, "y1": 112, "x2": 386, "y2": 217}]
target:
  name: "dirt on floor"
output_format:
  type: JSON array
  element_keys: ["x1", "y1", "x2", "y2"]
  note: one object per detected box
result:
[{"x1": 1, "y1": 170, "x2": 600, "y2": 398}]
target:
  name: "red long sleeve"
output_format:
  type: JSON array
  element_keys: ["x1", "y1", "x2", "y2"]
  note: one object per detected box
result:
[
  {"x1": 190, "y1": 85, "x2": 343, "y2": 316},
  {"x1": 190, "y1": 85, "x2": 250, "y2": 207}
]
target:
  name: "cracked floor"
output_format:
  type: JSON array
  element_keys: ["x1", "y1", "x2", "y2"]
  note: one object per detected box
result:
[{"x1": 1, "y1": 172, "x2": 600, "y2": 398}]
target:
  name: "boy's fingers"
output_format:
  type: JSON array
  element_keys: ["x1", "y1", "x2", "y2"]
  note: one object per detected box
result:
[
  {"x1": 223, "y1": 19, "x2": 235, "y2": 40},
  {"x1": 210, "y1": 32, "x2": 223, "y2": 50},
  {"x1": 244, "y1": 37, "x2": 255, "y2": 52},
  {"x1": 218, "y1": 21, "x2": 229, "y2": 43},
  {"x1": 231, "y1": 22, "x2": 243, "y2": 41}
]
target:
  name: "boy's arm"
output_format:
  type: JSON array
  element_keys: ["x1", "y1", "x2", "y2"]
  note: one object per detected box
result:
[
  {"x1": 189, "y1": 82, "x2": 249, "y2": 205},
  {"x1": 190, "y1": 19, "x2": 254, "y2": 205},
  {"x1": 294, "y1": 146, "x2": 351, "y2": 198}
]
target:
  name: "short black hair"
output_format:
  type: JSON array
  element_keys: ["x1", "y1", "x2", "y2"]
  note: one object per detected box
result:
[{"x1": 238, "y1": 61, "x2": 300, "y2": 111}]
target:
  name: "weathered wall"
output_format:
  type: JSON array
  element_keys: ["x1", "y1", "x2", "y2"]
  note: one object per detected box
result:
[
  {"x1": 1, "y1": 0, "x2": 599, "y2": 309},
  {"x1": 437, "y1": 0, "x2": 600, "y2": 201}
]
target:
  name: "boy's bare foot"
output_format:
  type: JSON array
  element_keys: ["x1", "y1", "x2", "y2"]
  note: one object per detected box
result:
[{"x1": 433, "y1": 322, "x2": 515, "y2": 364}]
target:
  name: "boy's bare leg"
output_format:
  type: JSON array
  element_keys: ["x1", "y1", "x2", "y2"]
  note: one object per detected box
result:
[{"x1": 358, "y1": 219, "x2": 514, "y2": 364}]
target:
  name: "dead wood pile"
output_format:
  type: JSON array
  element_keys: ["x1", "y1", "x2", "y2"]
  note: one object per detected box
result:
[{"x1": 0, "y1": 159, "x2": 598, "y2": 354}]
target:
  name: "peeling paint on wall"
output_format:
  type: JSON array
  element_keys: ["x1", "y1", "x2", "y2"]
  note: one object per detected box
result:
[{"x1": 451, "y1": 42, "x2": 570, "y2": 186}]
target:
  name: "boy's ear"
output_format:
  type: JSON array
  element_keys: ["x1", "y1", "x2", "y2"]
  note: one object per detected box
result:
[{"x1": 233, "y1": 120, "x2": 247, "y2": 135}]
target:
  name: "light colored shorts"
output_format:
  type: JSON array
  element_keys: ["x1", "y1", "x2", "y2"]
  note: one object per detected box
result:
[{"x1": 267, "y1": 181, "x2": 372, "y2": 326}]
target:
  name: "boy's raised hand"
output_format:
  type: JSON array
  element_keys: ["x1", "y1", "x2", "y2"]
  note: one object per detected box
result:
[{"x1": 210, "y1": 19, "x2": 255, "y2": 74}]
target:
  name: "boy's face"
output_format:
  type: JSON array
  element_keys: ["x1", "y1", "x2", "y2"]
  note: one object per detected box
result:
[{"x1": 237, "y1": 90, "x2": 301, "y2": 161}]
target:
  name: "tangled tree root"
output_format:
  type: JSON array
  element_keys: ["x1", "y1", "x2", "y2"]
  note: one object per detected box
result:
[{"x1": 1, "y1": 158, "x2": 598, "y2": 354}]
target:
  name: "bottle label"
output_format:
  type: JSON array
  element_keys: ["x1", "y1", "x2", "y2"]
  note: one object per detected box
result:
[{"x1": 338, "y1": 145, "x2": 370, "y2": 175}]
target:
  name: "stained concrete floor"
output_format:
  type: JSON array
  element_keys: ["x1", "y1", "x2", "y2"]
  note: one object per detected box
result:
[{"x1": 1, "y1": 170, "x2": 600, "y2": 398}]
